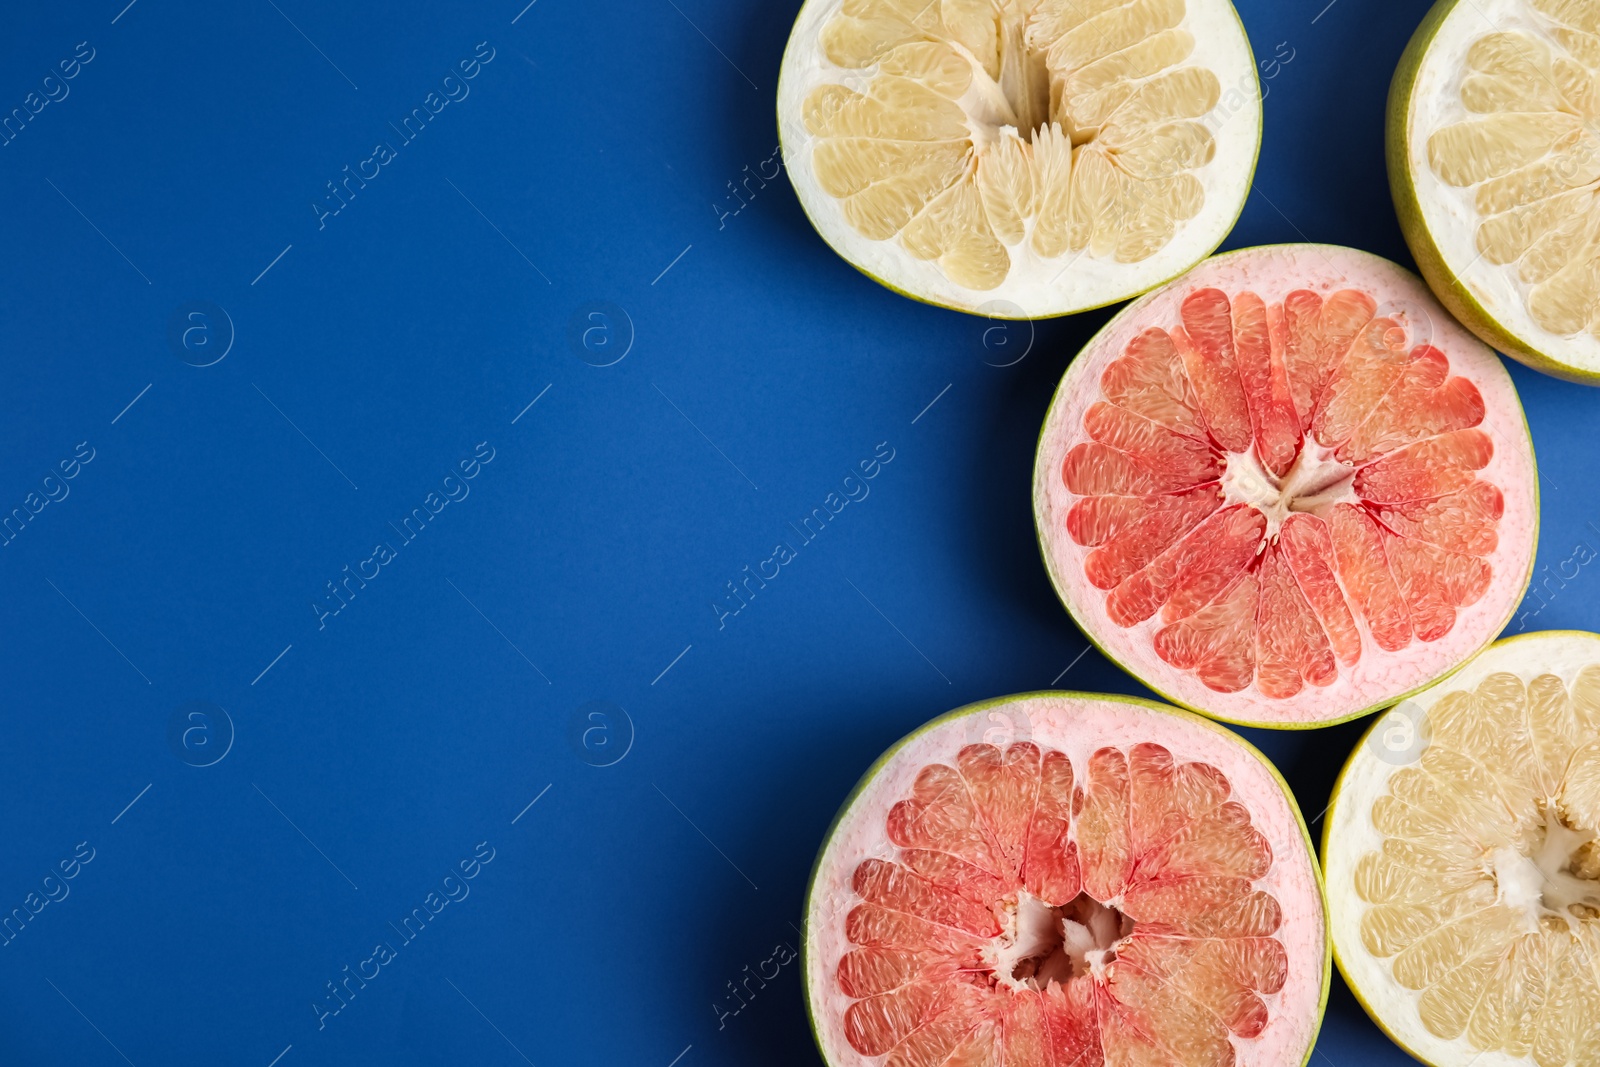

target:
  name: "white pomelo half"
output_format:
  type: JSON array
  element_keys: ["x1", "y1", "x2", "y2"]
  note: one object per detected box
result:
[
  {"x1": 1034, "y1": 244, "x2": 1538, "y2": 728},
  {"x1": 1324, "y1": 631, "x2": 1600, "y2": 1067},
  {"x1": 1390, "y1": 0, "x2": 1600, "y2": 382},
  {"x1": 776, "y1": 0, "x2": 1262, "y2": 317},
  {"x1": 804, "y1": 692, "x2": 1328, "y2": 1067}
]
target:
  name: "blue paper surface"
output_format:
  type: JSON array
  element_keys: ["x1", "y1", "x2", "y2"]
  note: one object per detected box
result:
[{"x1": 1, "y1": 1, "x2": 1596, "y2": 1064}]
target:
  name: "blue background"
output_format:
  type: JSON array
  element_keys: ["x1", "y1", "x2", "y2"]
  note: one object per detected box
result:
[{"x1": 0, "y1": 1, "x2": 1594, "y2": 1065}]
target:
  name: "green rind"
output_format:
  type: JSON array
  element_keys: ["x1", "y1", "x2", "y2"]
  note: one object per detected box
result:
[
  {"x1": 1320, "y1": 629, "x2": 1600, "y2": 1067},
  {"x1": 773, "y1": 0, "x2": 1263, "y2": 321},
  {"x1": 801, "y1": 690, "x2": 1332, "y2": 1067},
  {"x1": 1387, "y1": 0, "x2": 1600, "y2": 385},
  {"x1": 1029, "y1": 242, "x2": 1540, "y2": 731}
]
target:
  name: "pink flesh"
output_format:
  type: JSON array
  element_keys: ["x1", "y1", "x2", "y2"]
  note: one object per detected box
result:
[
  {"x1": 837, "y1": 742, "x2": 1287, "y2": 1067},
  {"x1": 1059, "y1": 287, "x2": 1502, "y2": 697}
]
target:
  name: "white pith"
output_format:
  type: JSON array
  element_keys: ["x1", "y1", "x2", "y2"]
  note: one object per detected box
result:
[
  {"x1": 776, "y1": 0, "x2": 1263, "y2": 317},
  {"x1": 985, "y1": 889, "x2": 1137, "y2": 993},
  {"x1": 805, "y1": 693, "x2": 1327, "y2": 1067},
  {"x1": 1402, "y1": 0, "x2": 1600, "y2": 375},
  {"x1": 1033, "y1": 244, "x2": 1538, "y2": 726},
  {"x1": 983, "y1": 890, "x2": 1133, "y2": 991},
  {"x1": 1324, "y1": 631, "x2": 1600, "y2": 1067},
  {"x1": 1219, "y1": 442, "x2": 1358, "y2": 540},
  {"x1": 956, "y1": 34, "x2": 1049, "y2": 140},
  {"x1": 1492, "y1": 822, "x2": 1600, "y2": 930}
]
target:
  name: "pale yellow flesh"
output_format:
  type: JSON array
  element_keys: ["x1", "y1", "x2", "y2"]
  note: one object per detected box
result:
[
  {"x1": 1354, "y1": 666, "x2": 1600, "y2": 1065},
  {"x1": 803, "y1": 0, "x2": 1221, "y2": 290},
  {"x1": 1426, "y1": 0, "x2": 1600, "y2": 339}
]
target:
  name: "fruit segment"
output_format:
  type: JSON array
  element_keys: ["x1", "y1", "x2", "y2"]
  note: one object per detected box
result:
[
  {"x1": 837, "y1": 740, "x2": 1287, "y2": 1066},
  {"x1": 803, "y1": 0, "x2": 1225, "y2": 290},
  {"x1": 1059, "y1": 286, "x2": 1502, "y2": 698},
  {"x1": 1177, "y1": 287, "x2": 1254, "y2": 453},
  {"x1": 1254, "y1": 545, "x2": 1338, "y2": 698},
  {"x1": 1350, "y1": 665, "x2": 1600, "y2": 1066},
  {"x1": 1425, "y1": 1, "x2": 1600, "y2": 340}
]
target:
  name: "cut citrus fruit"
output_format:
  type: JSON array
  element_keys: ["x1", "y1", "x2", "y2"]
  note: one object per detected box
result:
[
  {"x1": 1390, "y1": 0, "x2": 1600, "y2": 382},
  {"x1": 1324, "y1": 630, "x2": 1600, "y2": 1067},
  {"x1": 803, "y1": 691, "x2": 1328, "y2": 1067},
  {"x1": 776, "y1": 0, "x2": 1262, "y2": 317},
  {"x1": 1033, "y1": 244, "x2": 1538, "y2": 727}
]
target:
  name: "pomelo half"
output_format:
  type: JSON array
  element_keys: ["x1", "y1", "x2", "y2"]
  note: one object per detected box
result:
[
  {"x1": 776, "y1": 0, "x2": 1262, "y2": 317},
  {"x1": 1034, "y1": 244, "x2": 1538, "y2": 728},
  {"x1": 1389, "y1": 0, "x2": 1600, "y2": 382},
  {"x1": 803, "y1": 691, "x2": 1329, "y2": 1067},
  {"x1": 1323, "y1": 630, "x2": 1600, "y2": 1067}
]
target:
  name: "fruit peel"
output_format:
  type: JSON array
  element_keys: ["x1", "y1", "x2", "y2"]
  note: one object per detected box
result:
[
  {"x1": 1032, "y1": 243, "x2": 1539, "y2": 728},
  {"x1": 1387, "y1": 0, "x2": 1600, "y2": 385},
  {"x1": 802, "y1": 689, "x2": 1331, "y2": 1067},
  {"x1": 775, "y1": 0, "x2": 1264, "y2": 318},
  {"x1": 1323, "y1": 629, "x2": 1600, "y2": 1067}
]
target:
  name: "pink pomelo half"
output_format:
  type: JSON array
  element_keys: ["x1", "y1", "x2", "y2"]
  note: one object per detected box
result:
[
  {"x1": 1034, "y1": 244, "x2": 1537, "y2": 728},
  {"x1": 803, "y1": 692, "x2": 1328, "y2": 1067}
]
